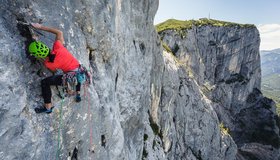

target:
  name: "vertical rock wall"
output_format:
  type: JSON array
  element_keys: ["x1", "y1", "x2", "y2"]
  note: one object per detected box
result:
[
  {"x1": 146, "y1": 50, "x2": 237, "y2": 160},
  {"x1": 159, "y1": 23, "x2": 280, "y2": 159},
  {"x1": 0, "y1": 0, "x2": 160, "y2": 159}
]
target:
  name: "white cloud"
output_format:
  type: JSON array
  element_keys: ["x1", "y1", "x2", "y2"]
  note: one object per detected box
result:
[{"x1": 257, "y1": 24, "x2": 280, "y2": 50}]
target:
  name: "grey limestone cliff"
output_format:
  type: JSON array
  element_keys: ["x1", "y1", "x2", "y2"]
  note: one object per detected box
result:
[
  {"x1": 0, "y1": 1, "x2": 277, "y2": 160},
  {"x1": 157, "y1": 19, "x2": 280, "y2": 159}
]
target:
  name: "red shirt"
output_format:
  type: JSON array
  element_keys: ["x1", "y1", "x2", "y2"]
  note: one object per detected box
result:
[{"x1": 44, "y1": 40, "x2": 79, "y2": 73}]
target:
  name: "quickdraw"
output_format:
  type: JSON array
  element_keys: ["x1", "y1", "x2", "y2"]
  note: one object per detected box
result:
[{"x1": 62, "y1": 71, "x2": 77, "y2": 94}]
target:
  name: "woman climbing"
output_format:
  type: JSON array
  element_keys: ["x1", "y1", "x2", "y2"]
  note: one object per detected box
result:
[{"x1": 29, "y1": 23, "x2": 82, "y2": 114}]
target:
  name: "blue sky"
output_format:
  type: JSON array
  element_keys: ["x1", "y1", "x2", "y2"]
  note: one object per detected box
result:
[{"x1": 155, "y1": 0, "x2": 280, "y2": 50}]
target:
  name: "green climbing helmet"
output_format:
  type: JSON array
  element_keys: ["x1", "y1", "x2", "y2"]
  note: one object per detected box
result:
[{"x1": 28, "y1": 41, "x2": 50, "y2": 58}]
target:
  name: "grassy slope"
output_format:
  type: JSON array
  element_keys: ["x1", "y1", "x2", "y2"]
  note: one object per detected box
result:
[{"x1": 156, "y1": 18, "x2": 255, "y2": 33}]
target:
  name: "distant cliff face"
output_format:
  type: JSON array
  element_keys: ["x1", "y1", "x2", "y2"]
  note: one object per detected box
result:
[
  {"x1": 0, "y1": 1, "x2": 278, "y2": 160},
  {"x1": 157, "y1": 19, "x2": 280, "y2": 159}
]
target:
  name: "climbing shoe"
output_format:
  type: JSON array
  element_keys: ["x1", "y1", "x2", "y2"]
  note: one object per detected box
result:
[
  {"x1": 75, "y1": 94, "x2": 81, "y2": 102},
  {"x1": 34, "y1": 106, "x2": 54, "y2": 114}
]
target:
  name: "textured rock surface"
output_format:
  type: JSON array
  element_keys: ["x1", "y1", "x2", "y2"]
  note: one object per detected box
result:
[
  {"x1": 0, "y1": 1, "x2": 276, "y2": 160},
  {"x1": 1, "y1": 0, "x2": 160, "y2": 159},
  {"x1": 158, "y1": 22, "x2": 280, "y2": 159},
  {"x1": 147, "y1": 50, "x2": 237, "y2": 160}
]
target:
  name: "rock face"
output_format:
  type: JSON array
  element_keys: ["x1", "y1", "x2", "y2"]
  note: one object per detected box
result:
[
  {"x1": 158, "y1": 20, "x2": 280, "y2": 159},
  {"x1": 0, "y1": 1, "x2": 277, "y2": 160},
  {"x1": 1, "y1": 0, "x2": 161, "y2": 159},
  {"x1": 148, "y1": 50, "x2": 237, "y2": 160}
]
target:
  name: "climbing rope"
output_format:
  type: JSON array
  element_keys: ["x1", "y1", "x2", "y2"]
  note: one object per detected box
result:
[
  {"x1": 82, "y1": 65, "x2": 94, "y2": 158},
  {"x1": 56, "y1": 97, "x2": 64, "y2": 160},
  {"x1": 83, "y1": 82, "x2": 94, "y2": 159}
]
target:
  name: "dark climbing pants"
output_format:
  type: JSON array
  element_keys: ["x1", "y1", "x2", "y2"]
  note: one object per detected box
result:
[{"x1": 41, "y1": 75, "x2": 81, "y2": 103}]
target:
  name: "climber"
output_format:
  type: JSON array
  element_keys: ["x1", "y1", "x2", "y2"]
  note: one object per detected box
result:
[{"x1": 29, "y1": 23, "x2": 82, "y2": 114}]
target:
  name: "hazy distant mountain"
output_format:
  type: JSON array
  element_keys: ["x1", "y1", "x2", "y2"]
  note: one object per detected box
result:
[
  {"x1": 260, "y1": 48, "x2": 280, "y2": 114},
  {"x1": 261, "y1": 48, "x2": 280, "y2": 55},
  {"x1": 260, "y1": 48, "x2": 280, "y2": 77}
]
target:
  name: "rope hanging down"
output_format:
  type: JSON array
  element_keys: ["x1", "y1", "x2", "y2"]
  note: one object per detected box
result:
[
  {"x1": 84, "y1": 83, "x2": 94, "y2": 155},
  {"x1": 56, "y1": 97, "x2": 64, "y2": 160}
]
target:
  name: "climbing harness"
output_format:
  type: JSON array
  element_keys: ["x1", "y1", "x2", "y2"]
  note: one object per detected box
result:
[{"x1": 61, "y1": 65, "x2": 91, "y2": 96}]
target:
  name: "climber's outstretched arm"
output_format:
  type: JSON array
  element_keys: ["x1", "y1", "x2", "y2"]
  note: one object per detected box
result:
[{"x1": 31, "y1": 23, "x2": 64, "y2": 44}]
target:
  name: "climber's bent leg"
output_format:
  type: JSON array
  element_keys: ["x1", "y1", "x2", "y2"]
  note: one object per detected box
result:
[{"x1": 41, "y1": 75, "x2": 63, "y2": 104}]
